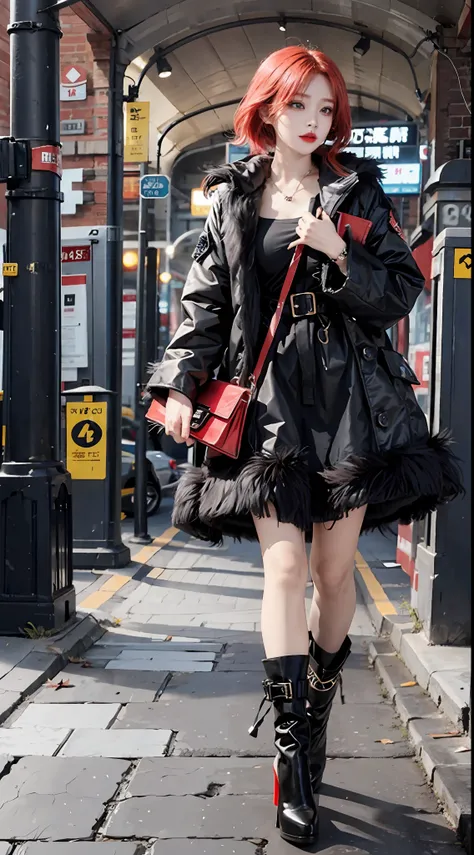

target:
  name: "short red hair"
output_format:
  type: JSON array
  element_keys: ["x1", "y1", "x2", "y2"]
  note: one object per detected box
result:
[{"x1": 233, "y1": 46, "x2": 352, "y2": 175}]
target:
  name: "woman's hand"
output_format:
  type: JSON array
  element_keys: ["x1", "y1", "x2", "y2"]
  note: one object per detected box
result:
[
  {"x1": 165, "y1": 389, "x2": 195, "y2": 446},
  {"x1": 288, "y1": 207, "x2": 346, "y2": 261}
]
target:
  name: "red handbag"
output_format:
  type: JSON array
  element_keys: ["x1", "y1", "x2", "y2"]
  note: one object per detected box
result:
[{"x1": 146, "y1": 243, "x2": 305, "y2": 459}]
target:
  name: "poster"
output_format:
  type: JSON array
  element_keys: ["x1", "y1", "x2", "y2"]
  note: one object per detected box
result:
[{"x1": 61, "y1": 273, "x2": 88, "y2": 370}]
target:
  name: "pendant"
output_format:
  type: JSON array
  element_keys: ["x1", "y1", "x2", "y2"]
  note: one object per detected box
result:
[{"x1": 284, "y1": 195, "x2": 293, "y2": 202}]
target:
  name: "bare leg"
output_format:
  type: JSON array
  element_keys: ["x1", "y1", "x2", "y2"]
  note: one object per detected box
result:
[
  {"x1": 253, "y1": 508, "x2": 309, "y2": 658},
  {"x1": 308, "y1": 507, "x2": 366, "y2": 654}
]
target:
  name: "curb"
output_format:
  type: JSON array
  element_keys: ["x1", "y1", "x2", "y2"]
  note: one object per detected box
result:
[
  {"x1": 0, "y1": 613, "x2": 105, "y2": 726},
  {"x1": 356, "y1": 565, "x2": 471, "y2": 853}
]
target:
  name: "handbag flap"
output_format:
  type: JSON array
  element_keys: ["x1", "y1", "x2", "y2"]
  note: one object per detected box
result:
[
  {"x1": 337, "y1": 212, "x2": 373, "y2": 245},
  {"x1": 198, "y1": 379, "x2": 250, "y2": 419}
]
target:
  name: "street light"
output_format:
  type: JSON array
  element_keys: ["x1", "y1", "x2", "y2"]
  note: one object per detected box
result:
[
  {"x1": 156, "y1": 52, "x2": 172, "y2": 79},
  {"x1": 353, "y1": 36, "x2": 371, "y2": 56}
]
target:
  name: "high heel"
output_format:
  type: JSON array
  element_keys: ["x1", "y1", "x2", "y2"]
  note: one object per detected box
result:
[
  {"x1": 249, "y1": 654, "x2": 318, "y2": 847},
  {"x1": 307, "y1": 633, "x2": 352, "y2": 795}
]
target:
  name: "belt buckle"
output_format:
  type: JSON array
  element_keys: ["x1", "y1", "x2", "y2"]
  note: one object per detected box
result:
[{"x1": 290, "y1": 292, "x2": 317, "y2": 318}]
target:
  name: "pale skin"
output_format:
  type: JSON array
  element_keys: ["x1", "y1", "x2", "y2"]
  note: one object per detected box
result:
[{"x1": 165, "y1": 72, "x2": 365, "y2": 658}]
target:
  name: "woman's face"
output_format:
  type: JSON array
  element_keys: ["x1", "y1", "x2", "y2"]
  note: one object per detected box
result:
[{"x1": 269, "y1": 73, "x2": 335, "y2": 155}]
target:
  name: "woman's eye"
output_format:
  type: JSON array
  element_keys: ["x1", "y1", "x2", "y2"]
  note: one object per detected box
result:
[
  {"x1": 321, "y1": 107, "x2": 333, "y2": 115},
  {"x1": 289, "y1": 101, "x2": 305, "y2": 109}
]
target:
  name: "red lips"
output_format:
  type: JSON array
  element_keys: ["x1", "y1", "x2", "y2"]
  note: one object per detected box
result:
[{"x1": 299, "y1": 134, "x2": 317, "y2": 142}]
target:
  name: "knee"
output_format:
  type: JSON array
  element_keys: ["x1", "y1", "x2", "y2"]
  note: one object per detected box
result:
[
  {"x1": 264, "y1": 544, "x2": 308, "y2": 593},
  {"x1": 310, "y1": 557, "x2": 355, "y2": 597}
]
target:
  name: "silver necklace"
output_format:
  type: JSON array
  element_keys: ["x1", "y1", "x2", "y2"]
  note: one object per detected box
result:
[{"x1": 270, "y1": 168, "x2": 315, "y2": 202}]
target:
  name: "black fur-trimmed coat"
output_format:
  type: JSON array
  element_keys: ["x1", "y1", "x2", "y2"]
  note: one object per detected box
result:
[{"x1": 147, "y1": 150, "x2": 463, "y2": 543}]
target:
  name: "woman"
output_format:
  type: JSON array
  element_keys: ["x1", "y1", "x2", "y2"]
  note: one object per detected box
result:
[{"x1": 147, "y1": 46, "x2": 462, "y2": 847}]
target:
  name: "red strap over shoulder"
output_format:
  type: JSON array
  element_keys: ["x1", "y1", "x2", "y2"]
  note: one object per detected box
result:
[{"x1": 251, "y1": 244, "x2": 304, "y2": 385}]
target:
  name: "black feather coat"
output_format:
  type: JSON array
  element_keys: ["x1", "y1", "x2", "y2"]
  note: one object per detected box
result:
[{"x1": 147, "y1": 150, "x2": 464, "y2": 543}]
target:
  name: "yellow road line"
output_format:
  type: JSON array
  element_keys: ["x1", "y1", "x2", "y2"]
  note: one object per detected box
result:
[
  {"x1": 79, "y1": 526, "x2": 180, "y2": 609},
  {"x1": 355, "y1": 550, "x2": 397, "y2": 616}
]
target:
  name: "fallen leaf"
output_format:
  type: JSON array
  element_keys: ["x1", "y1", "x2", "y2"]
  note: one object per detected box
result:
[
  {"x1": 428, "y1": 731, "x2": 462, "y2": 739},
  {"x1": 47, "y1": 645, "x2": 62, "y2": 655},
  {"x1": 165, "y1": 636, "x2": 173, "y2": 642},
  {"x1": 46, "y1": 678, "x2": 74, "y2": 691},
  {"x1": 375, "y1": 738, "x2": 394, "y2": 745},
  {"x1": 69, "y1": 656, "x2": 86, "y2": 664},
  {"x1": 400, "y1": 681, "x2": 417, "y2": 687},
  {"x1": 454, "y1": 746, "x2": 471, "y2": 753}
]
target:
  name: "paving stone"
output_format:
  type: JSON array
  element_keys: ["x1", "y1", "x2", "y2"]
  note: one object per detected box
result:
[
  {"x1": 16, "y1": 846, "x2": 141, "y2": 855},
  {"x1": 115, "y1": 649, "x2": 217, "y2": 661},
  {"x1": 216, "y1": 643, "x2": 265, "y2": 671},
  {"x1": 408, "y1": 715, "x2": 461, "y2": 754},
  {"x1": 0, "y1": 638, "x2": 33, "y2": 678},
  {"x1": 0, "y1": 653, "x2": 57, "y2": 694},
  {"x1": 393, "y1": 688, "x2": 444, "y2": 726},
  {"x1": 58, "y1": 728, "x2": 172, "y2": 758},
  {"x1": 106, "y1": 756, "x2": 459, "y2": 848},
  {"x1": 33, "y1": 667, "x2": 169, "y2": 704},
  {"x1": 105, "y1": 657, "x2": 214, "y2": 673},
  {"x1": 0, "y1": 727, "x2": 71, "y2": 757},
  {"x1": 10, "y1": 703, "x2": 121, "y2": 730},
  {"x1": 400, "y1": 635, "x2": 470, "y2": 692},
  {"x1": 0, "y1": 756, "x2": 129, "y2": 840},
  {"x1": 95, "y1": 641, "x2": 223, "y2": 653},
  {"x1": 114, "y1": 675, "x2": 411, "y2": 758},
  {"x1": 151, "y1": 844, "x2": 254, "y2": 854},
  {"x1": 128, "y1": 757, "x2": 271, "y2": 796},
  {"x1": 0, "y1": 689, "x2": 21, "y2": 724}
]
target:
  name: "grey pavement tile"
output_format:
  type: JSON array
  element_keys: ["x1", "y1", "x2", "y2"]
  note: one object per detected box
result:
[
  {"x1": 33, "y1": 667, "x2": 170, "y2": 704},
  {"x1": 58, "y1": 728, "x2": 173, "y2": 758},
  {"x1": 116, "y1": 649, "x2": 217, "y2": 661},
  {"x1": 105, "y1": 656, "x2": 214, "y2": 673},
  {"x1": 420, "y1": 733, "x2": 472, "y2": 781},
  {"x1": 0, "y1": 638, "x2": 33, "y2": 678},
  {"x1": 428, "y1": 669, "x2": 470, "y2": 728},
  {"x1": 0, "y1": 689, "x2": 21, "y2": 724},
  {"x1": 408, "y1": 715, "x2": 461, "y2": 754},
  {"x1": 400, "y1": 634, "x2": 470, "y2": 692},
  {"x1": 0, "y1": 756, "x2": 129, "y2": 840},
  {"x1": 0, "y1": 727, "x2": 71, "y2": 757},
  {"x1": 16, "y1": 847, "x2": 141, "y2": 855},
  {"x1": 128, "y1": 757, "x2": 271, "y2": 796},
  {"x1": 0, "y1": 653, "x2": 57, "y2": 694},
  {"x1": 10, "y1": 703, "x2": 121, "y2": 730},
  {"x1": 152, "y1": 844, "x2": 254, "y2": 854},
  {"x1": 114, "y1": 675, "x2": 411, "y2": 759},
  {"x1": 95, "y1": 641, "x2": 223, "y2": 653},
  {"x1": 433, "y1": 764, "x2": 472, "y2": 828},
  {"x1": 111, "y1": 757, "x2": 459, "y2": 853}
]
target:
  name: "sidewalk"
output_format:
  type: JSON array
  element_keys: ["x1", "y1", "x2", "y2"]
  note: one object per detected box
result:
[{"x1": 0, "y1": 499, "x2": 467, "y2": 853}]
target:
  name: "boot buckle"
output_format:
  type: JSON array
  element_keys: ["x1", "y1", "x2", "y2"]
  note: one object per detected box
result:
[{"x1": 263, "y1": 679, "x2": 293, "y2": 701}]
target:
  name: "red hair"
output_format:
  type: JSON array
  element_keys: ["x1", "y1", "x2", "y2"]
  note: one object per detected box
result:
[{"x1": 233, "y1": 46, "x2": 352, "y2": 175}]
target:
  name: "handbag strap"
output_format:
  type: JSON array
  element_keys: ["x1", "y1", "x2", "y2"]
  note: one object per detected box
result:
[
  {"x1": 251, "y1": 243, "x2": 304, "y2": 386},
  {"x1": 250, "y1": 193, "x2": 320, "y2": 388}
]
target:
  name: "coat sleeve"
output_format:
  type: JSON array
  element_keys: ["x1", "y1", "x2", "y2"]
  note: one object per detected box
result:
[
  {"x1": 322, "y1": 179, "x2": 425, "y2": 330},
  {"x1": 147, "y1": 190, "x2": 232, "y2": 403}
]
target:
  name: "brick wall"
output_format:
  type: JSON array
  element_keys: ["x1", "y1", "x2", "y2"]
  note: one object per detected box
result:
[
  {"x1": 60, "y1": 9, "x2": 111, "y2": 226},
  {"x1": 429, "y1": 29, "x2": 471, "y2": 168}
]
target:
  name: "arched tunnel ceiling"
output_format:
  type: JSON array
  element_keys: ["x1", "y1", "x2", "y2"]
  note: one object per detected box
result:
[{"x1": 76, "y1": 0, "x2": 465, "y2": 163}]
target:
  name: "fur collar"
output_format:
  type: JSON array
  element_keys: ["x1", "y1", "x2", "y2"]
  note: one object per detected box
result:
[{"x1": 203, "y1": 148, "x2": 384, "y2": 197}]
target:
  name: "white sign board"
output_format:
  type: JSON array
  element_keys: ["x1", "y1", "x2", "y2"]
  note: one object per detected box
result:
[
  {"x1": 122, "y1": 291, "x2": 136, "y2": 366},
  {"x1": 61, "y1": 273, "x2": 88, "y2": 370}
]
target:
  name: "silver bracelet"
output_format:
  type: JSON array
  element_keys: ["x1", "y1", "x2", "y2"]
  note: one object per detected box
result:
[{"x1": 330, "y1": 246, "x2": 348, "y2": 264}]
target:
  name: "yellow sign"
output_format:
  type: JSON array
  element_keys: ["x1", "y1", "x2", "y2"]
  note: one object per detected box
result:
[
  {"x1": 66, "y1": 401, "x2": 107, "y2": 480},
  {"x1": 2, "y1": 263, "x2": 18, "y2": 276},
  {"x1": 124, "y1": 101, "x2": 150, "y2": 163},
  {"x1": 191, "y1": 188, "x2": 212, "y2": 218},
  {"x1": 454, "y1": 248, "x2": 471, "y2": 278}
]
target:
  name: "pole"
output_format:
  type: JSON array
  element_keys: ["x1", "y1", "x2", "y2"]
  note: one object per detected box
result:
[
  {"x1": 131, "y1": 163, "x2": 152, "y2": 544},
  {"x1": 145, "y1": 246, "x2": 158, "y2": 367},
  {"x1": 0, "y1": 0, "x2": 75, "y2": 632},
  {"x1": 103, "y1": 40, "x2": 130, "y2": 565}
]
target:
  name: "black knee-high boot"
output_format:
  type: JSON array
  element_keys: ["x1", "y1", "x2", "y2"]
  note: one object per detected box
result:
[
  {"x1": 249, "y1": 654, "x2": 318, "y2": 847},
  {"x1": 307, "y1": 633, "x2": 352, "y2": 794}
]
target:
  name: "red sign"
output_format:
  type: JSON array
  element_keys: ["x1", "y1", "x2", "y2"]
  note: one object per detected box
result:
[
  {"x1": 32, "y1": 145, "x2": 62, "y2": 176},
  {"x1": 62, "y1": 245, "x2": 91, "y2": 263},
  {"x1": 413, "y1": 348, "x2": 430, "y2": 391}
]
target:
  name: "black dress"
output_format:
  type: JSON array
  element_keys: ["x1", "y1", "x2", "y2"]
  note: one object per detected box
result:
[{"x1": 204, "y1": 195, "x2": 365, "y2": 533}]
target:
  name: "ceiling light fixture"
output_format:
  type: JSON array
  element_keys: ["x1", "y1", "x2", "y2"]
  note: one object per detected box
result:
[
  {"x1": 156, "y1": 52, "x2": 172, "y2": 79},
  {"x1": 278, "y1": 15, "x2": 287, "y2": 32},
  {"x1": 353, "y1": 36, "x2": 371, "y2": 57}
]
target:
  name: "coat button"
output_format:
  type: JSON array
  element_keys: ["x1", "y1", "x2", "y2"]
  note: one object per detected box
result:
[
  {"x1": 362, "y1": 345, "x2": 376, "y2": 360},
  {"x1": 377, "y1": 412, "x2": 389, "y2": 428}
]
